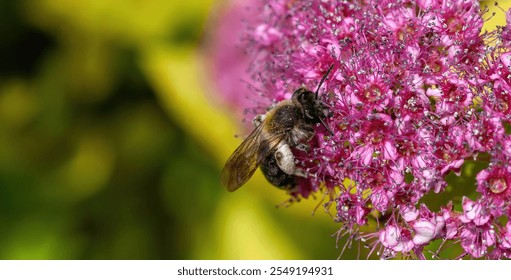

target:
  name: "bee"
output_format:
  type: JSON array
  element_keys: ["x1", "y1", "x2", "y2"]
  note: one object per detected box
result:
[{"x1": 221, "y1": 65, "x2": 335, "y2": 192}]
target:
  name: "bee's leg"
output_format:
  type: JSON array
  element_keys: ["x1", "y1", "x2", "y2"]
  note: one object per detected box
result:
[
  {"x1": 253, "y1": 114, "x2": 266, "y2": 127},
  {"x1": 274, "y1": 143, "x2": 307, "y2": 178},
  {"x1": 293, "y1": 168, "x2": 307, "y2": 178},
  {"x1": 290, "y1": 123, "x2": 314, "y2": 146},
  {"x1": 265, "y1": 102, "x2": 276, "y2": 111},
  {"x1": 295, "y1": 143, "x2": 310, "y2": 153}
]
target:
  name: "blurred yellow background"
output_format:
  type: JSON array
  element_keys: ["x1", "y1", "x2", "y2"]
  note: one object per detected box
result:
[
  {"x1": 0, "y1": 0, "x2": 343, "y2": 259},
  {"x1": 0, "y1": 0, "x2": 508, "y2": 260}
]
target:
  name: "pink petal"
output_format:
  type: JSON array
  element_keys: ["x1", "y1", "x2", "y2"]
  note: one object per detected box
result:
[
  {"x1": 462, "y1": 197, "x2": 480, "y2": 220},
  {"x1": 413, "y1": 220, "x2": 436, "y2": 245},
  {"x1": 383, "y1": 141, "x2": 397, "y2": 160},
  {"x1": 401, "y1": 206, "x2": 419, "y2": 222},
  {"x1": 360, "y1": 146, "x2": 373, "y2": 166},
  {"x1": 379, "y1": 225, "x2": 400, "y2": 247}
]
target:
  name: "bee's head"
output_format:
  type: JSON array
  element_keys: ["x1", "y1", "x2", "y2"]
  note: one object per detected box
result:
[
  {"x1": 292, "y1": 87, "x2": 333, "y2": 135},
  {"x1": 292, "y1": 65, "x2": 335, "y2": 135},
  {"x1": 292, "y1": 88, "x2": 327, "y2": 123}
]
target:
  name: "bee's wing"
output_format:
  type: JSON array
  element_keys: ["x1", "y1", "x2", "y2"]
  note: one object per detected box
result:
[
  {"x1": 221, "y1": 124, "x2": 284, "y2": 192},
  {"x1": 221, "y1": 124, "x2": 264, "y2": 192}
]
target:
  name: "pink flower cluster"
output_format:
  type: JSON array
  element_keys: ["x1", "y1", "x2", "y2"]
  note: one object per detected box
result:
[{"x1": 225, "y1": 0, "x2": 511, "y2": 259}]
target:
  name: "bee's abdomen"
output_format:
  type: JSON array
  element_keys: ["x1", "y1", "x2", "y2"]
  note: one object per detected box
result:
[{"x1": 260, "y1": 153, "x2": 295, "y2": 188}]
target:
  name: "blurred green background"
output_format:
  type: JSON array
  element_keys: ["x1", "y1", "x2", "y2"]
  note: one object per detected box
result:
[
  {"x1": 0, "y1": 0, "x2": 343, "y2": 259},
  {"x1": 0, "y1": 0, "x2": 508, "y2": 260}
]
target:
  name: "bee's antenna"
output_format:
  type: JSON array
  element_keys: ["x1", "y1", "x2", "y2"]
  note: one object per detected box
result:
[
  {"x1": 314, "y1": 64, "x2": 335, "y2": 136},
  {"x1": 320, "y1": 117, "x2": 334, "y2": 136},
  {"x1": 315, "y1": 64, "x2": 335, "y2": 99}
]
